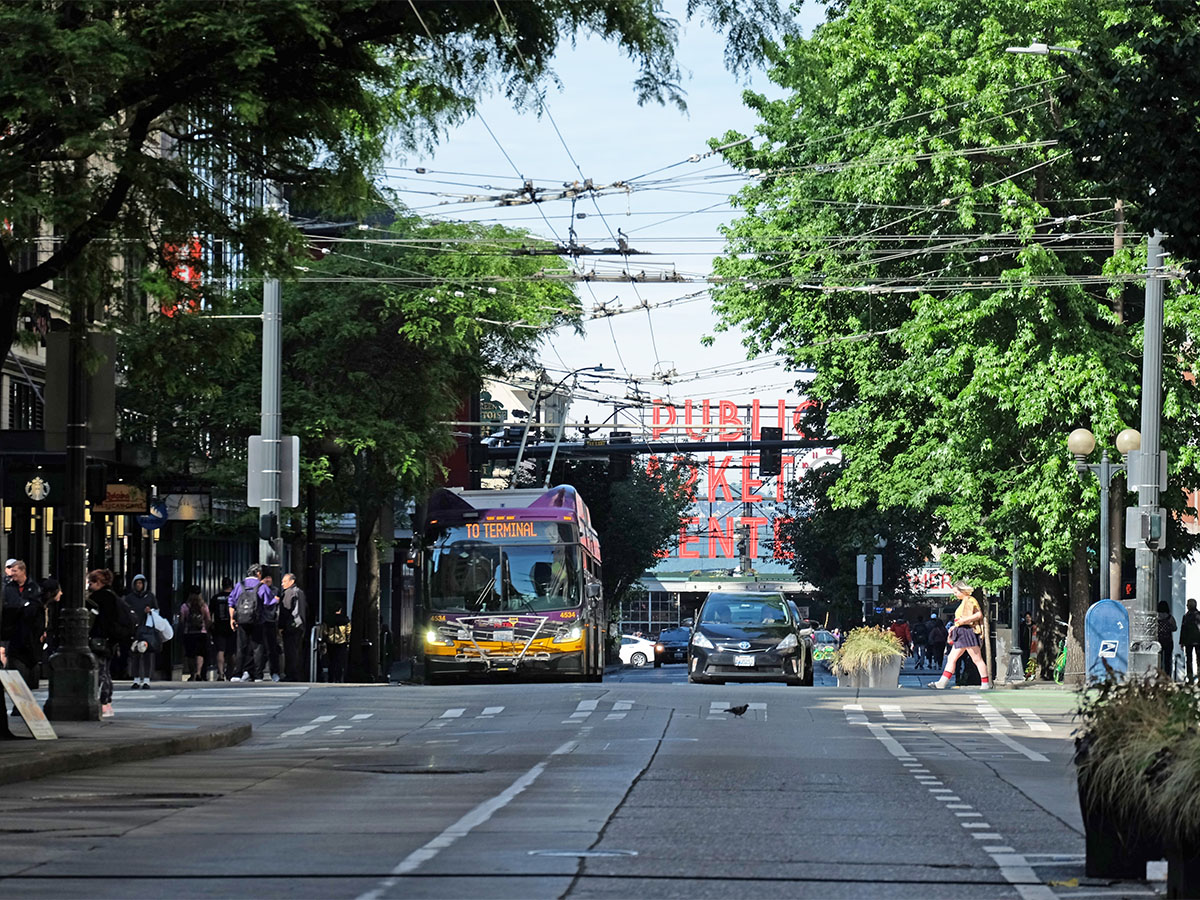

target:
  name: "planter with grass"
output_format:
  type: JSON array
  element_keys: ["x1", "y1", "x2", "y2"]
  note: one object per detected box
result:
[
  {"x1": 1075, "y1": 676, "x2": 1200, "y2": 892},
  {"x1": 831, "y1": 627, "x2": 904, "y2": 688}
]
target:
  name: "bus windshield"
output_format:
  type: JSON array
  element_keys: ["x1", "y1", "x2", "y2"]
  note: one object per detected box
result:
[{"x1": 427, "y1": 525, "x2": 581, "y2": 613}]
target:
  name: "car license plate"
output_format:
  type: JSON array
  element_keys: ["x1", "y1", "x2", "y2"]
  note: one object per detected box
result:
[
  {"x1": 493, "y1": 629, "x2": 514, "y2": 642},
  {"x1": 734, "y1": 655, "x2": 755, "y2": 667}
]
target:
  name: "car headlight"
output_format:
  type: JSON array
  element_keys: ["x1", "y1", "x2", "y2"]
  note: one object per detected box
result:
[
  {"x1": 691, "y1": 632, "x2": 714, "y2": 650},
  {"x1": 655, "y1": 644, "x2": 665, "y2": 652},
  {"x1": 553, "y1": 624, "x2": 582, "y2": 643},
  {"x1": 425, "y1": 629, "x2": 454, "y2": 647},
  {"x1": 775, "y1": 633, "x2": 798, "y2": 653}
]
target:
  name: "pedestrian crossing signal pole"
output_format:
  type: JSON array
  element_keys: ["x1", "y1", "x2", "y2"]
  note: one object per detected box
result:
[{"x1": 259, "y1": 276, "x2": 283, "y2": 583}]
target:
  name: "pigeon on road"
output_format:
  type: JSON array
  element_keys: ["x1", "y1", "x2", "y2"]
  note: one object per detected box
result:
[{"x1": 726, "y1": 703, "x2": 750, "y2": 717}]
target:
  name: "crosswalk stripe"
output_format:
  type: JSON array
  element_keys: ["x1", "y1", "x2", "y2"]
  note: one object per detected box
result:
[
  {"x1": 439, "y1": 708, "x2": 465, "y2": 719},
  {"x1": 478, "y1": 706, "x2": 505, "y2": 718},
  {"x1": 1011, "y1": 708, "x2": 1052, "y2": 731},
  {"x1": 312, "y1": 715, "x2": 337, "y2": 723},
  {"x1": 351, "y1": 713, "x2": 374, "y2": 720},
  {"x1": 111, "y1": 705, "x2": 283, "y2": 713}
]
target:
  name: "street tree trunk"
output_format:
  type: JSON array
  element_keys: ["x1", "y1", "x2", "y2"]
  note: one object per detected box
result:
[
  {"x1": 1033, "y1": 569, "x2": 1066, "y2": 679},
  {"x1": 1066, "y1": 543, "x2": 1090, "y2": 685},
  {"x1": 349, "y1": 502, "x2": 381, "y2": 682}
]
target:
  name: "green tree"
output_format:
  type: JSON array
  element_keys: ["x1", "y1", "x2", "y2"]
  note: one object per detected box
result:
[
  {"x1": 707, "y1": 0, "x2": 1200, "y2": 666},
  {"x1": 120, "y1": 212, "x2": 580, "y2": 677},
  {"x1": 1055, "y1": 1, "x2": 1200, "y2": 263},
  {"x1": 0, "y1": 0, "x2": 792, "y2": 356},
  {"x1": 780, "y1": 461, "x2": 937, "y2": 620}
]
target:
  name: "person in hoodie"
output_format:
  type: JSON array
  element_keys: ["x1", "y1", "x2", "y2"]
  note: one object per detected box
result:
[{"x1": 227, "y1": 565, "x2": 276, "y2": 683}]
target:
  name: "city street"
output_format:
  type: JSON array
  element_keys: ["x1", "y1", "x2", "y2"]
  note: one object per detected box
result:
[{"x1": 0, "y1": 670, "x2": 1155, "y2": 899}]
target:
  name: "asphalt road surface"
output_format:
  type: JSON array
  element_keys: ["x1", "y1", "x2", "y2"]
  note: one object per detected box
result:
[{"x1": 0, "y1": 669, "x2": 1158, "y2": 899}]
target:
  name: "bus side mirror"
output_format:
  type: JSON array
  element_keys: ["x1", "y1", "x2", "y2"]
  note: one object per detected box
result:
[{"x1": 588, "y1": 583, "x2": 602, "y2": 600}]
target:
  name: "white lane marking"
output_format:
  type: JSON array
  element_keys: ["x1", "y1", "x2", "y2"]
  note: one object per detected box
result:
[
  {"x1": 956, "y1": 812, "x2": 983, "y2": 818},
  {"x1": 612, "y1": 701, "x2": 633, "y2": 711},
  {"x1": 865, "y1": 723, "x2": 913, "y2": 760},
  {"x1": 936, "y1": 795, "x2": 962, "y2": 802},
  {"x1": 605, "y1": 713, "x2": 626, "y2": 720},
  {"x1": 946, "y1": 804, "x2": 972, "y2": 809},
  {"x1": 312, "y1": 715, "x2": 336, "y2": 723},
  {"x1": 972, "y1": 833, "x2": 1003, "y2": 840},
  {"x1": 842, "y1": 703, "x2": 863, "y2": 712},
  {"x1": 575, "y1": 699, "x2": 599, "y2": 711},
  {"x1": 928, "y1": 789, "x2": 953, "y2": 794},
  {"x1": 985, "y1": 727, "x2": 1049, "y2": 762},
  {"x1": 439, "y1": 708, "x2": 465, "y2": 719},
  {"x1": 351, "y1": 713, "x2": 374, "y2": 720},
  {"x1": 987, "y1": 852, "x2": 1056, "y2": 899},
  {"x1": 1011, "y1": 708, "x2": 1052, "y2": 732},
  {"x1": 880, "y1": 704, "x2": 904, "y2": 720},
  {"x1": 477, "y1": 707, "x2": 504, "y2": 718},
  {"x1": 962, "y1": 822, "x2": 991, "y2": 829},
  {"x1": 279, "y1": 725, "x2": 319, "y2": 738},
  {"x1": 355, "y1": 743, "x2": 577, "y2": 900},
  {"x1": 972, "y1": 697, "x2": 1015, "y2": 729}
]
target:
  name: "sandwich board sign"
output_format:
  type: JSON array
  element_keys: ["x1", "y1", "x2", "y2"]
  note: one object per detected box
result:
[{"x1": 0, "y1": 670, "x2": 57, "y2": 740}]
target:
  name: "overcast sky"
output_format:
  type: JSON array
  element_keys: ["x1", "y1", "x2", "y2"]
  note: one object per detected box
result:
[{"x1": 385, "y1": 3, "x2": 828, "y2": 436}]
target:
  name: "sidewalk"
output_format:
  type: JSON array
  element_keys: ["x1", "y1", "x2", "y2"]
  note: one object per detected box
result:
[{"x1": 0, "y1": 713, "x2": 250, "y2": 787}]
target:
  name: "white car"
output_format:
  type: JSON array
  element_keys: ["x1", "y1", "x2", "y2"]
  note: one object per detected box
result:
[{"x1": 619, "y1": 635, "x2": 657, "y2": 667}]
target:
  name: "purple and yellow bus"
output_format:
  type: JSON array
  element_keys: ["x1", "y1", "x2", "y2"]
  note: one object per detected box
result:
[{"x1": 419, "y1": 485, "x2": 605, "y2": 682}]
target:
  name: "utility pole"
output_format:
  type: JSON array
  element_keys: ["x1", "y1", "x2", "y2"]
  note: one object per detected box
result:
[
  {"x1": 1131, "y1": 232, "x2": 1165, "y2": 676},
  {"x1": 44, "y1": 296, "x2": 99, "y2": 721},
  {"x1": 259, "y1": 276, "x2": 283, "y2": 580}
]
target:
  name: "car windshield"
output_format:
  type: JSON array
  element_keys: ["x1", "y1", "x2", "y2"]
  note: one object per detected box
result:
[
  {"x1": 700, "y1": 597, "x2": 791, "y2": 627},
  {"x1": 658, "y1": 628, "x2": 690, "y2": 641},
  {"x1": 815, "y1": 630, "x2": 837, "y2": 643},
  {"x1": 426, "y1": 527, "x2": 580, "y2": 612}
]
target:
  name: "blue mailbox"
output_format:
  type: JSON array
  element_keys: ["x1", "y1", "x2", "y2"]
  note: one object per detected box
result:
[{"x1": 1085, "y1": 598, "x2": 1130, "y2": 682}]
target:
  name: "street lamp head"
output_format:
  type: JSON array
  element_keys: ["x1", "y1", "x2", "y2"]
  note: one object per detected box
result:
[
  {"x1": 1067, "y1": 427, "x2": 1096, "y2": 457},
  {"x1": 1006, "y1": 42, "x2": 1081, "y2": 56},
  {"x1": 1116, "y1": 428, "x2": 1142, "y2": 455}
]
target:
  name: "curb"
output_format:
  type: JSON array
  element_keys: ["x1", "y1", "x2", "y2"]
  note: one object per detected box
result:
[{"x1": 0, "y1": 721, "x2": 252, "y2": 788}]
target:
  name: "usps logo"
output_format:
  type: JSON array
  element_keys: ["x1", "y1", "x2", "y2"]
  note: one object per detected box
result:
[{"x1": 1099, "y1": 639, "x2": 1119, "y2": 659}]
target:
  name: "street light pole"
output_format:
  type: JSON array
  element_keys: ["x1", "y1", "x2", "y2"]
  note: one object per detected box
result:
[{"x1": 1068, "y1": 425, "x2": 1140, "y2": 599}]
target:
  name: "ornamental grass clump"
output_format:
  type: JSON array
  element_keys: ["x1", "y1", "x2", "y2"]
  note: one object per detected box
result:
[
  {"x1": 1076, "y1": 674, "x2": 1200, "y2": 849},
  {"x1": 831, "y1": 626, "x2": 904, "y2": 677}
]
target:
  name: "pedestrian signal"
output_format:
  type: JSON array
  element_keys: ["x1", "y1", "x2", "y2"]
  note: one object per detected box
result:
[{"x1": 760, "y1": 426, "x2": 783, "y2": 477}]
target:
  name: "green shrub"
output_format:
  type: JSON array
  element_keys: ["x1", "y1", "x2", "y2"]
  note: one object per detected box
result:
[
  {"x1": 831, "y1": 626, "x2": 904, "y2": 677},
  {"x1": 1076, "y1": 675, "x2": 1200, "y2": 848}
]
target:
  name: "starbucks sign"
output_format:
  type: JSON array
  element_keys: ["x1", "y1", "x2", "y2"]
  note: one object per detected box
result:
[{"x1": 479, "y1": 391, "x2": 507, "y2": 436}]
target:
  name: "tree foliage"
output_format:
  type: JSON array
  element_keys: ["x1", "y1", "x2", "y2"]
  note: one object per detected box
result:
[
  {"x1": 1056, "y1": 1, "x2": 1200, "y2": 264},
  {"x1": 709, "y1": 0, "x2": 1200, "y2": 598},
  {"x1": 0, "y1": 0, "x2": 792, "y2": 356},
  {"x1": 780, "y1": 461, "x2": 938, "y2": 617}
]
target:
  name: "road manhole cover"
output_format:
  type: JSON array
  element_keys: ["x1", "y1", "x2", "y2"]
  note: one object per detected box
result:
[{"x1": 528, "y1": 850, "x2": 638, "y2": 858}]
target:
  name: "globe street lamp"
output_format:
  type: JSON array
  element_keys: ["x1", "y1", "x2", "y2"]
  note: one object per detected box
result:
[{"x1": 1068, "y1": 426, "x2": 1141, "y2": 601}]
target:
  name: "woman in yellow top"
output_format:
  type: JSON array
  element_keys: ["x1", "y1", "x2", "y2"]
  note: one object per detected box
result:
[{"x1": 929, "y1": 580, "x2": 990, "y2": 690}]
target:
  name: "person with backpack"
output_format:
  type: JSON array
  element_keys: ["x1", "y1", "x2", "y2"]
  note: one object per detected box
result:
[
  {"x1": 87, "y1": 569, "x2": 124, "y2": 717},
  {"x1": 925, "y1": 614, "x2": 948, "y2": 673},
  {"x1": 228, "y1": 565, "x2": 275, "y2": 683},
  {"x1": 208, "y1": 578, "x2": 235, "y2": 680},
  {"x1": 178, "y1": 588, "x2": 211, "y2": 682},
  {"x1": 260, "y1": 573, "x2": 282, "y2": 682}
]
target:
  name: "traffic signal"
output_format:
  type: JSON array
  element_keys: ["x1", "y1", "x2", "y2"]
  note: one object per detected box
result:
[
  {"x1": 760, "y1": 426, "x2": 782, "y2": 477},
  {"x1": 85, "y1": 462, "x2": 108, "y2": 504},
  {"x1": 609, "y1": 431, "x2": 632, "y2": 480}
]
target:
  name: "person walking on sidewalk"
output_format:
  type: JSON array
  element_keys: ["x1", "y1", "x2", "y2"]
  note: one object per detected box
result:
[
  {"x1": 929, "y1": 581, "x2": 990, "y2": 690},
  {"x1": 131, "y1": 598, "x2": 173, "y2": 688},
  {"x1": 179, "y1": 588, "x2": 211, "y2": 682},
  {"x1": 208, "y1": 578, "x2": 235, "y2": 680},
  {"x1": 926, "y1": 615, "x2": 947, "y2": 671},
  {"x1": 320, "y1": 605, "x2": 351, "y2": 683},
  {"x1": 228, "y1": 565, "x2": 274, "y2": 682},
  {"x1": 1159, "y1": 600, "x2": 1179, "y2": 680},
  {"x1": 87, "y1": 569, "x2": 122, "y2": 717},
  {"x1": 280, "y1": 572, "x2": 306, "y2": 681},
  {"x1": 1181, "y1": 599, "x2": 1200, "y2": 682},
  {"x1": 260, "y1": 573, "x2": 282, "y2": 682}
]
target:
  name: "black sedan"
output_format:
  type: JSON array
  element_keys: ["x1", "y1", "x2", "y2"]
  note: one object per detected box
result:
[
  {"x1": 654, "y1": 627, "x2": 691, "y2": 667},
  {"x1": 687, "y1": 591, "x2": 813, "y2": 686}
]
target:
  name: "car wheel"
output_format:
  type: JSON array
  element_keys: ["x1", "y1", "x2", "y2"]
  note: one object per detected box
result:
[
  {"x1": 630, "y1": 652, "x2": 648, "y2": 667},
  {"x1": 801, "y1": 651, "x2": 815, "y2": 686}
]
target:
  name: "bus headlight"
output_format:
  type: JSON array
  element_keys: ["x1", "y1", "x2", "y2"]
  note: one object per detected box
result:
[
  {"x1": 553, "y1": 625, "x2": 583, "y2": 643},
  {"x1": 425, "y1": 629, "x2": 454, "y2": 647}
]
